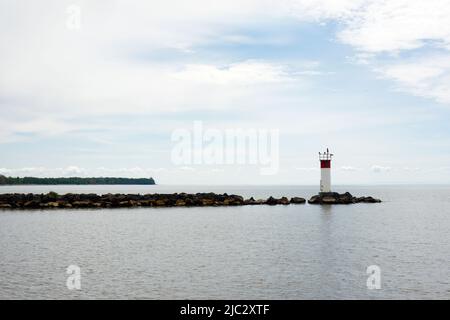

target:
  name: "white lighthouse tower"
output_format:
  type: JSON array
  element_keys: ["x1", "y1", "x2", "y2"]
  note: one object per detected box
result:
[{"x1": 319, "y1": 148, "x2": 333, "y2": 194}]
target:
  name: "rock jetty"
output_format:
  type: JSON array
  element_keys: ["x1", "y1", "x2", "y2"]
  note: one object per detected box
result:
[
  {"x1": 0, "y1": 192, "x2": 307, "y2": 210},
  {"x1": 308, "y1": 192, "x2": 381, "y2": 204},
  {"x1": 0, "y1": 192, "x2": 381, "y2": 209}
]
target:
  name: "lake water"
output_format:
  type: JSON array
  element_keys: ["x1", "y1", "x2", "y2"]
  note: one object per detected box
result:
[{"x1": 0, "y1": 185, "x2": 449, "y2": 300}]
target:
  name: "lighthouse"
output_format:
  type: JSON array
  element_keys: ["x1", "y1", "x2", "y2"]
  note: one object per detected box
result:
[{"x1": 319, "y1": 148, "x2": 333, "y2": 194}]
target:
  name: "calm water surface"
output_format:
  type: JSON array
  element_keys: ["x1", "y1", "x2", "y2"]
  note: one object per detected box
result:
[{"x1": 0, "y1": 185, "x2": 449, "y2": 299}]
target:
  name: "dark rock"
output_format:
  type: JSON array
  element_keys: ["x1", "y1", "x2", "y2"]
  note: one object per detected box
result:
[
  {"x1": 290, "y1": 197, "x2": 306, "y2": 204},
  {"x1": 72, "y1": 201, "x2": 93, "y2": 208},
  {"x1": 266, "y1": 196, "x2": 278, "y2": 205},
  {"x1": 0, "y1": 191, "x2": 336, "y2": 209},
  {"x1": 308, "y1": 192, "x2": 381, "y2": 205},
  {"x1": 244, "y1": 197, "x2": 256, "y2": 205},
  {"x1": 359, "y1": 196, "x2": 381, "y2": 203},
  {"x1": 175, "y1": 199, "x2": 186, "y2": 206},
  {"x1": 155, "y1": 199, "x2": 166, "y2": 206},
  {"x1": 278, "y1": 197, "x2": 290, "y2": 205},
  {"x1": 201, "y1": 198, "x2": 215, "y2": 206},
  {"x1": 47, "y1": 202, "x2": 60, "y2": 208},
  {"x1": 119, "y1": 201, "x2": 132, "y2": 207},
  {"x1": 322, "y1": 196, "x2": 337, "y2": 204},
  {"x1": 24, "y1": 200, "x2": 41, "y2": 209},
  {"x1": 244, "y1": 197, "x2": 265, "y2": 205},
  {"x1": 308, "y1": 195, "x2": 320, "y2": 204}
]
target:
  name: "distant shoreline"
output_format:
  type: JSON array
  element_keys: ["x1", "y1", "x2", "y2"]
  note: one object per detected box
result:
[{"x1": 0, "y1": 176, "x2": 156, "y2": 186}]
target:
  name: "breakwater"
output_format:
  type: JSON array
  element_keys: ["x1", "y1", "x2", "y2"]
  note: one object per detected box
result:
[{"x1": 0, "y1": 192, "x2": 381, "y2": 209}]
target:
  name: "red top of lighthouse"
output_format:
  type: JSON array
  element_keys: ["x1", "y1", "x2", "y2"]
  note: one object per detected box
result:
[{"x1": 319, "y1": 148, "x2": 333, "y2": 168}]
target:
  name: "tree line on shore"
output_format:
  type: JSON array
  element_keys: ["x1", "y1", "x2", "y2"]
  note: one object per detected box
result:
[{"x1": 0, "y1": 175, "x2": 155, "y2": 185}]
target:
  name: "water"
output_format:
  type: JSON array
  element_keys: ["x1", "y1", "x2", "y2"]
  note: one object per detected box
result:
[{"x1": 0, "y1": 185, "x2": 449, "y2": 300}]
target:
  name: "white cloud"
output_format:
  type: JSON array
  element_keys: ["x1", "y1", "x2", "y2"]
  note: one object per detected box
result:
[
  {"x1": 294, "y1": 167, "x2": 319, "y2": 171},
  {"x1": 284, "y1": 0, "x2": 450, "y2": 106},
  {"x1": 370, "y1": 165, "x2": 392, "y2": 173},
  {"x1": 340, "y1": 166, "x2": 360, "y2": 171},
  {"x1": 1, "y1": 0, "x2": 449, "y2": 134},
  {"x1": 375, "y1": 55, "x2": 450, "y2": 104},
  {"x1": 172, "y1": 61, "x2": 295, "y2": 85},
  {"x1": 403, "y1": 167, "x2": 421, "y2": 171},
  {"x1": 286, "y1": 0, "x2": 366, "y2": 21},
  {"x1": 0, "y1": 166, "x2": 165, "y2": 178},
  {"x1": 178, "y1": 166, "x2": 196, "y2": 171},
  {"x1": 1, "y1": 0, "x2": 448, "y2": 144},
  {"x1": 331, "y1": 0, "x2": 450, "y2": 105},
  {"x1": 0, "y1": 1, "x2": 317, "y2": 143},
  {"x1": 337, "y1": 0, "x2": 450, "y2": 53},
  {"x1": 64, "y1": 166, "x2": 85, "y2": 175}
]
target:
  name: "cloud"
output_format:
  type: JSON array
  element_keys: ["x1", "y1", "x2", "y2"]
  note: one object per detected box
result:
[
  {"x1": 1, "y1": 0, "x2": 449, "y2": 144},
  {"x1": 337, "y1": 0, "x2": 450, "y2": 53},
  {"x1": 178, "y1": 166, "x2": 196, "y2": 171},
  {"x1": 340, "y1": 166, "x2": 360, "y2": 171},
  {"x1": 375, "y1": 55, "x2": 450, "y2": 104},
  {"x1": 286, "y1": 0, "x2": 366, "y2": 21},
  {"x1": 331, "y1": 0, "x2": 450, "y2": 105},
  {"x1": 172, "y1": 61, "x2": 295, "y2": 85},
  {"x1": 0, "y1": 1, "x2": 318, "y2": 143},
  {"x1": 284, "y1": 0, "x2": 450, "y2": 106},
  {"x1": 370, "y1": 165, "x2": 392, "y2": 173},
  {"x1": 0, "y1": 166, "x2": 166, "y2": 178},
  {"x1": 64, "y1": 166, "x2": 85, "y2": 175},
  {"x1": 403, "y1": 167, "x2": 421, "y2": 171},
  {"x1": 294, "y1": 167, "x2": 319, "y2": 171}
]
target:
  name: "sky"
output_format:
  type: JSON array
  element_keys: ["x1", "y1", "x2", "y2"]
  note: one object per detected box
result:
[{"x1": 1, "y1": 0, "x2": 450, "y2": 185}]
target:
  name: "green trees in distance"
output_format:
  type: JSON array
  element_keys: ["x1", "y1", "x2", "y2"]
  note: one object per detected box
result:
[{"x1": 0, "y1": 175, "x2": 155, "y2": 185}]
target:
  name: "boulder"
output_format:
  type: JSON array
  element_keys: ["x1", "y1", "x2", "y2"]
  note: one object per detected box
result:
[
  {"x1": 360, "y1": 196, "x2": 381, "y2": 203},
  {"x1": 308, "y1": 195, "x2": 320, "y2": 204},
  {"x1": 308, "y1": 192, "x2": 381, "y2": 205},
  {"x1": 322, "y1": 196, "x2": 336, "y2": 204},
  {"x1": 24, "y1": 200, "x2": 40, "y2": 209},
  {"x1": 244, "y1": 197, "x2": 256, "y2": 205},
  {"x1": 47, "y1": 202, "x2": 60, "y2": 208},
  {"x1": 201, "y1": 199, "x2": 215, "y2": 206},
  {"x1": 119, "y1": 201, "x2": 132, "y2": 207},
  {"x1": 72, "y1": 201, "x2": 93, "y2": 208},
  {"x1": 290, "y1": 197, "x2": 306, "y2": 204},
  {"x1": 266, "y1": 196, "x2": 278, "y2": 206},
  {"x1": 175, "y1": 199, "x2": 186, "y2": 206}
]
